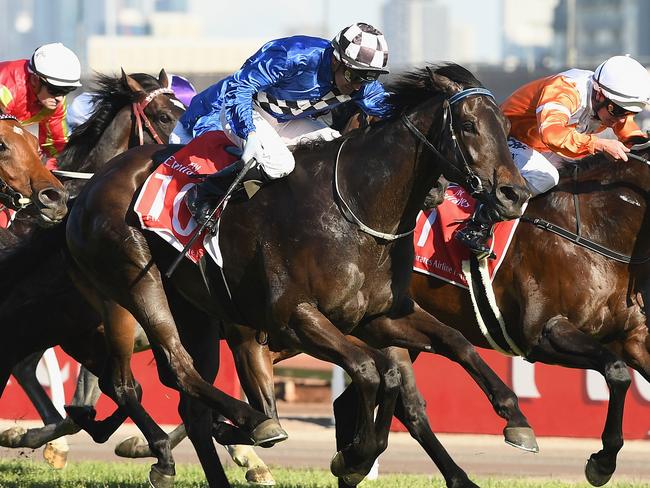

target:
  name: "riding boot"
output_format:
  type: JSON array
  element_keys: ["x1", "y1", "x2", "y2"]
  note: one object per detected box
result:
[
  {"x1": 186, "y1": 160, "x2": 269, "y2": 228},
  {"x1": 454, "y1": 203, "x2": 498, "y2": 260}
]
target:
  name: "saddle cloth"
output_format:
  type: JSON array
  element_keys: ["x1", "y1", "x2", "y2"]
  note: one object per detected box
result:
[
  {"x1": 0, "y1": 205, "x2": 16, "y2": 229},
  {"x1": 413, "y1": 184, "x2": 521, "y2": 288},
  {"x1": 133, "y1": 130, "x2": 238, "y2": 265}
]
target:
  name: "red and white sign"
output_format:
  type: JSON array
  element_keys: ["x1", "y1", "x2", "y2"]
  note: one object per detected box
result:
[{"x1": 0, "y1": 343, "x2": 239, "y2": 425}]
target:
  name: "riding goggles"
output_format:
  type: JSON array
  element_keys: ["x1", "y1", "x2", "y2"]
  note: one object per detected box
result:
[
  {"x1": 40, "y1": 78, "x2": 76, "y2": 97},
  {"x1": 343, "y1": 68, "x2": 381, "y2": 84}
]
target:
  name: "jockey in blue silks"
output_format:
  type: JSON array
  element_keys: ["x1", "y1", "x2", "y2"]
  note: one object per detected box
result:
[{"x1": 173, "y1": 23, "x2": 393, "y2": 226}]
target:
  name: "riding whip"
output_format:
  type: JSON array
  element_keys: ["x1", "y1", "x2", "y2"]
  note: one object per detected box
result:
[
  {"x1": 627, "y1": 152, "x2": 650, "y2": 165},
  {"x1": 165, "y1": 157, "x2": 257, "y2": 278}
]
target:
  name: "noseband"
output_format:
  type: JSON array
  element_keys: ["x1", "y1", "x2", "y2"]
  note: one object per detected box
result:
[
  {"x1": 0, "y1": 114, "x2": 32, "y2": 210},
  {"x1": 401, "y1": 87, "x2": 495, "y2": 199},
  {"x1": 132, "y1": 87, "x2": 175, "y2": 145}
]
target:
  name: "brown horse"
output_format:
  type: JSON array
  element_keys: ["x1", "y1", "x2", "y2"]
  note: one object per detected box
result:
[
  {"x1": 400, "y1": 147, "x2": 650, "y2": 486},
  {"x1": 0, "y1": 69, "x2": 184, "y2": 462},
  {"x1": 0, "y1": 115, "x2": 67, "y2": 226},
  {"x1": 63, "y1": 64, "x2": 530, "y2": 487}
]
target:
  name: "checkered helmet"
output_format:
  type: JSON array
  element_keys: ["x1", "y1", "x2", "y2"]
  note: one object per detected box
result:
[{"x1": 332, "y1": 23, "x2": 389, "y2": 74}]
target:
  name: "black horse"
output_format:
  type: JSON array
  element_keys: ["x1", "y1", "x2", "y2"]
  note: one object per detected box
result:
[{"x1": 61, "y1": 64, "x2": 530, "y2": 487}]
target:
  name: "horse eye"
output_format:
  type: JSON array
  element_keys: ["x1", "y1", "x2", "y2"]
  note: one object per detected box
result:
[
  {"x1": 159, "y1": 113, "x2": 171, "y2": 124},
  {"x1": 0, "y1": 141, "x2": 7, "y2": 152},
  {"x1": 462, "y1": 121, "x2": 476, "y2": 133}
]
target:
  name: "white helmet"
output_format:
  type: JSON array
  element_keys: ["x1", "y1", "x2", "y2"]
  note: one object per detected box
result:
[
  {"x1": 29, "y1": 43, "x2": 81, "y2": 87},
  {"x1": 593, "y1": 55, "x2": 650, "y2": 113}
]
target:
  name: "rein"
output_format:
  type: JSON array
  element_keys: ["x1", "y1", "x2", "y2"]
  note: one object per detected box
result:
[
  {"x1": 401, "y1": 87, "x2": 494, "y2": 198},
  {"x1": 0, "y1": 114, "x2": 32, "y2": 210},
  {"x1": 334, "y1": 87, "x2": 496, "y2": 241},
  {"x1": 521, "y1": 164, "x2": 650, "y2": 265},
  {"x1": 132, "y1": 87, "x2": 174, "y2": 145}
]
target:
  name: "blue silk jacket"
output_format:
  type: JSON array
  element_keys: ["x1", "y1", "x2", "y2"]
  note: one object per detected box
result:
[{"x1": 180, "y1": 35, "x2": 392, "y2": 139}]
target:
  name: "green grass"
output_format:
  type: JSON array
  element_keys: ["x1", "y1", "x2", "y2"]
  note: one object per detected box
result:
[{"x1": 0, "y1": 459, "x2": 648, "y2": 487}]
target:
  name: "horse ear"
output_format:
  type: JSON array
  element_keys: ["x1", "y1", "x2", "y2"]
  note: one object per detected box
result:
[
  {"x1": 158, "y1": 69, "x2": 169, "y2": 89},
  {"x1": 428, "y1": 69, "x2": 462, "y2": 97},
  {"x1": 121, "y1": 68, "x2": 146, "y2": 100}
]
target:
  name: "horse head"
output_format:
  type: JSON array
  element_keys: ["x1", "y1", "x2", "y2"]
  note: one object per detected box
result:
[
  {"x1": 0, "y1": 116, "x2": 67, "y2": 226},
  {"x1": 121, "y1": 68, "x2": 185, "y2": 146},
  {"x1": 403, "y1": 65, "x2": 531, "y2": 221}
]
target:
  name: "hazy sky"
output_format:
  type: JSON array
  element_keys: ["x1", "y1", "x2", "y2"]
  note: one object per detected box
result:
[{"x1": 195, "y1": 0, "x2": 502, "y2": 62}]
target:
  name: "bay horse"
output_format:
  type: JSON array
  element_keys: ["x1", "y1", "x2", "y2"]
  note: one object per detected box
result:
[
  {"x1": 63, "y1": 64, "x2": 530, "y2": 487},
  {"x1": 0, "y1": 115, "x2": 67, "y2": 227},
  {"x1": 0, "y1": 69, "x2": 274, "y2": 485},
  {"x1": 0, "y1": 68, "x2": 184, "y2": 461},
  {"x1": 400, "y1": 146, "x2": 650, "y2": 487}
]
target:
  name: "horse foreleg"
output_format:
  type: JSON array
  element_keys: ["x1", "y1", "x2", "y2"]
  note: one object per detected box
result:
[
  {"x1": 12, "y1": 351, "x2": 63, "y2": 424},
  {"x1": 358, "y1": 300, "x2": 538, "y2": 453},
  {"x1": 529, "y1": 316, "x2": 630, "y2": 487},
  {"x1": 386, "y1": 347, "x2": 479, "y2": 488},
  {"x1": 290, "y1": 304, "x2": 400, "y2": 486}
]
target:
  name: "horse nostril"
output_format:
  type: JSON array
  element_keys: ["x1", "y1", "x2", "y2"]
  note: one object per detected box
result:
[
  {"x1": 497, "y1": 185, "x2": 519, "y2": 205},
  {"x1": 38, "y1": 187, "x2": 67, "y2": 206}
]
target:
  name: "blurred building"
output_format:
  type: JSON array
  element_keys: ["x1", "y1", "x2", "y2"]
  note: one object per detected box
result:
[
  {"x1": 502, "y1": 0, "x2": 559, "y2": 71},
  {"x1": 382, "y1": 0, "x2": 449, "y2": 68},
  {"x1": 552, "y1": 0, "x2": 650, "y2": 68}
]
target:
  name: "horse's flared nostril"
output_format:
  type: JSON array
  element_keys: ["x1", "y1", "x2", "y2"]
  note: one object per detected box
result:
[
  {"x1": 497, "y1": 184, "x2": 531, "y2": 208},
  {"x1": 38, "y1": 187, "x2": 67, "y2": 206}
]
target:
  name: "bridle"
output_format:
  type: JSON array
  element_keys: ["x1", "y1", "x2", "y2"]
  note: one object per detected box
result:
[
  {"x1": 401, "y1": 87, "x2": 495, "y2": 199},
  {"x1": 52, "y1": 85, "x2": 178, "y2": 181},
  {"x1": 132, "y1": 87, "x2": 175, "y2": 145},
  {"x1": 0, "y1": 114, "x2": 34, "y2": 210},
  {"x1": 335, "y1": 87, "x2": 496, "y2": 241}
]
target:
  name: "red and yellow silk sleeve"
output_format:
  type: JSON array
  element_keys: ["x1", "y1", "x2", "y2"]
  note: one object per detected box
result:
[{"x1": 39, "y1": 99, "x2": 69, "y2": 158}]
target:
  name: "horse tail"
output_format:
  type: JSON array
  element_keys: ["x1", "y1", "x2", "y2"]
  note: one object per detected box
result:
[{"x1": 0, "y1": 218, "x2": 69, "y2": 300}]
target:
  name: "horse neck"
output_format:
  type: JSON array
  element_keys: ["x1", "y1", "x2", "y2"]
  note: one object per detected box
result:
[
  {"x1": 336, "y1": 107, "x2": 442, "y2": 236},
  {"x1": 76, "y1": 108, "x2": 132, "y2": 173},
  {"x1": 538, "y1": 158, "x2": 650, "y2": 260}
]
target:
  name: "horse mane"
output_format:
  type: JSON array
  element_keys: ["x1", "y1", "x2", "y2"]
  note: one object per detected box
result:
[
  {"x1": 558, "y1": 148, "x2": 650, "y2": 191},
  {"x1": 296, "y1": 63, "x2": 482, "y2": 154},
  {"x1": 386, "y1": 63, "x2": 482, "y2": 115},
  {"x1": 57, "y1": 72, "x2": 163, "y2": 171}
]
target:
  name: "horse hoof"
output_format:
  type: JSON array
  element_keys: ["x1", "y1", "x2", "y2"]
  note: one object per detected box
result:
[
  {"x1": 43, "y1": 442, "x2": 69, "y2": 469},
  {"x1": 342, "y1": 472, "x2": 366, "y2": 487},
  {"x1": 251, "y1": 420, "x2": 288, "y2": 447},
  {"x1": 148, "y1": 465, "x2": 175, "y2": 488},
  {"x1": 585, "y1": 456, "x2": 614, "y2": 487},
  {"x1": 0, "y1": 426, "x2": 26, "y2": 447},
  {"x1": 503, "y1": 426, "x2": 539, "y2": 453},
  {"x1": 115, "y1": 435, "x2": 151, "y2": 458},
  {"x1": 245, "y1": 466, "x2": 276, "y2": 486}
]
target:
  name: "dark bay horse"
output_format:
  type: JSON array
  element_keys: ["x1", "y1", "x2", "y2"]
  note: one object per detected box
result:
[
  {"x1": 401, "y1": 147, "x2": 650, "y2": 486},
  {"x1": 0, "y1": 69, "x2": 184, "y2": 464},
  {"x1": 0, "y1": 69, "x2": 272, "y2": 485},
  {"x1": 63, "y1": 64, "x2": 530, "y2": 487},
  {"x1": 0, "y1": 115, "x2": 67, "y2": 226}
]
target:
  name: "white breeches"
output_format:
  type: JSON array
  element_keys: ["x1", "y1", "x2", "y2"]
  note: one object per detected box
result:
[
  {"x1": 508, "y1": 137, "x2": 566, "y2": 196},
  {"x1": 169, "y1": 107, "x2": 340, "y2": 179},
  {"x1": 220, "y1": 105, "x2": 340, "y2": 179}
]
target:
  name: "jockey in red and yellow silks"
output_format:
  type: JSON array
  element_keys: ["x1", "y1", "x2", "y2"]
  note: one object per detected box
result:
[
  {"x1": 456, "y1": 55, "x2": 650, "y2": 259},
  {"x1": 0, "y1": 43, "x2": 81, "y2": 160}
]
